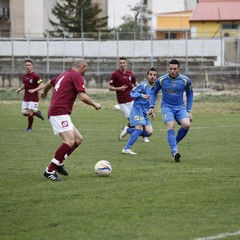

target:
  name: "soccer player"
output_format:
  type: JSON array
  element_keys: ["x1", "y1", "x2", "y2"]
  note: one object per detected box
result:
[
  {"x1": 41, "y1": 58, "x2": 101, "y2": 181},
  {"x1": 109, "y1": 57, "x2": 149, "y2": 142},
  {"x1": 121, "y1": 67, "x2": 158, "y2": 155},
  {"x1": 149, "y1": 59, "x2": 193, "y2": 162},
  {"x1": 16, "y1": 59, "x2": 44, "y2": 132}
]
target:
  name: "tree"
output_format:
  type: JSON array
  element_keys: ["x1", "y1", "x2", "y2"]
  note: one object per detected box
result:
[
  {"x1": 48, "y1": 0, "x2": 109, "y2": 38},
  {"x1": 115, "y1": 2, "x2": 152, "y2": 40}
]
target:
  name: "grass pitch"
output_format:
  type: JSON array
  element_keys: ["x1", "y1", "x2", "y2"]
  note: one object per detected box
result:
[{"x1": 0, "y1": 91, "x2": 240, "y2": 240}]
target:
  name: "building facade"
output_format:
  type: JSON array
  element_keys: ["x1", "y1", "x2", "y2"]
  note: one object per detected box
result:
[
  {"x1": 0, "y1": 0, "x2": 107, "y2": 38},
  {"x1": 190, "y1": 0, "x2": 240, "y2": 38}
]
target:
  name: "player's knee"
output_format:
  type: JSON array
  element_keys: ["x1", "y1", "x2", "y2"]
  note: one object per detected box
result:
[
  {"x1": 182, "y1": 122, "x2": 190, "y2": 130},
  {"x1": 148, "y1": 130, "x2": 153, "y2": 136},
  {"x1": 65, "y1": 139, "x2": 75, "y2": 147},
  {"x1": 75, "y1": 136, "x2": 83, "y2": 145}
]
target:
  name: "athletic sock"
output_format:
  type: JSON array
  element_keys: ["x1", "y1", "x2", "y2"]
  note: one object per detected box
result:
[
  {"x1": 27, "y1": 116, "x2": 34, "y2": 129},
  {"x1": 167, "y1": 129, "x2": 178, "y2": 154},
  {"x1": 141, "y1": 130, "x2": 150, "y2": 138},
  {"x1": 176, "y1": 127, "x2": 189, "y2": 144},
  {"x1": 124, "y1": 129, "x2": 143, "y2": 150},
  {"x1": 47, "y1": 143, "x2": 72, "y2": 172},
  {"x1": 69, "y1": 142, "x2": 79, "y2": 156},
  {"x1": 54, "y1": 143, "x2": 72, "y2": 162},
  {"x1": 127, "y1": 128, "x2": 135, "y2": 134}
]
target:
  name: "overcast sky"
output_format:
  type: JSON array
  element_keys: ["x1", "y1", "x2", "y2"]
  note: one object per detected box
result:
[{"x1": 108, "y1": 0, "x2": 140, "y2": 28}]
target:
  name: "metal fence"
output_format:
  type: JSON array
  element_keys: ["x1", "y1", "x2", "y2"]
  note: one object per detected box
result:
[{"x1": 0, "y1": 31, "x2": 240, "y2": 88}]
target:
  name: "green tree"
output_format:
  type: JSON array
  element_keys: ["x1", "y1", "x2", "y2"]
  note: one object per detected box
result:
[
  {"x1": 116, "y1": 2, "x2": 152, "y2": 40},
  {"x1": 49, "y1": 0, "x2": 109, "y2": 38}
]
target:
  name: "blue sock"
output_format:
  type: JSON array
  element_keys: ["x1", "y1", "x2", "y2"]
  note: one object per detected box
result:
[
  {"x1": 124, "y1": 129, "x2": 143, "y2": 150},
  {"x1": 167, "y1": 129, "x2": 177, "y2": 154},
  {"x1": 176, "y1": 127, "x2": 189, "y2": 144},
  {"x1": 141, "y1": 130, "x2": 150, "y2": 137},
  {"x1": 127, "y1": 128, "x2": 135, "y2": 134}
]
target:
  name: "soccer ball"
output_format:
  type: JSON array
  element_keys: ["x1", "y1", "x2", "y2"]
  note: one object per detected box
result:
[
  {"x1": 94, "y1": 160, "x2": 112, "y2": 177},
  {"x1": 114, "y1": 104, "x2": 121, "y2": 111}
]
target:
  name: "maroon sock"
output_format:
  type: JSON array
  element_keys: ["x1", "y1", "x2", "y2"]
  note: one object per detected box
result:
[
  {"x1": 69, "y1": 142, "x2": 79, "y2": 156},
  {"x1": 47, "y1": 162, "x2": 57, "y2": 172},
  {"x1": 47, "y1": 143, "x2": 73, "y2": 172},
  {"x1": 55, "y1": 143, "x2": 72, "y2": 161},
  {"x1": 27, "y1": 116, "x2": 34, "y2": 129}
]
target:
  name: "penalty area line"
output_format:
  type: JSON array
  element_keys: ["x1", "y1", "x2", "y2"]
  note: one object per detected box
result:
[{"x1": 193, "y1": 230, "x2": 240, "y2": 240}]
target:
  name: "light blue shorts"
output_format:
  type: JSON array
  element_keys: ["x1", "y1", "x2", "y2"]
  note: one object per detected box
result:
[
  {"x1": 161, "y1": 105, "x2": 189, "y2": 124},
  {"x1": 130, "y1": 107, "x2": 151, "y2": 127}
]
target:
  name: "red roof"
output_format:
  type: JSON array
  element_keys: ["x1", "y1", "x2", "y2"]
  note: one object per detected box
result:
[{"x1": 190, "y1": 0, "x2": 240, "y2": 21}]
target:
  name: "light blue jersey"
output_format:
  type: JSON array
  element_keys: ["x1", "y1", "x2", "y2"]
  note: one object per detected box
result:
[
  {"x1": 130, "y1": 81, "x2": 152, "y2": 126},
  {"x1": 150, "y1": 73, "x2": 193, "y2": 111}
]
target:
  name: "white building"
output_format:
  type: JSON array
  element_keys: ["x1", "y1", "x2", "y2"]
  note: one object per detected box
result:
[{"x1": 0, "y1": 0, "x2": 196, "y2": 37}]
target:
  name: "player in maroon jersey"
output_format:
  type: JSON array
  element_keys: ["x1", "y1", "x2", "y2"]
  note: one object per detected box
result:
[
  {"x1": 16, "y1": 59, "x2": 44, "y2": 132},
  {"x1": 109, "y1": 57, "x2": 149, "y2": 142},
  {"x1": 41, "y1": 58, "x2": 101, "y2": 181}
]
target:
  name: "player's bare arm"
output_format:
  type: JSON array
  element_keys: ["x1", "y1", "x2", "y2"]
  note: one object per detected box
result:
[
  {"x1": 78, "y1": 92, "x2": 101, "y2": 110},
  {"x1": 28, "y1": 82, "x2": 44, "y2": 94},
  {"x1": 108, "y1": 84, "x2": 128, "y2": 92},
  {"x1": 41, "y1": 80, "x2": 52, "y2": 99},
  {"x1": 16, "y1": 84, "x2": 25, "y2": 93}
]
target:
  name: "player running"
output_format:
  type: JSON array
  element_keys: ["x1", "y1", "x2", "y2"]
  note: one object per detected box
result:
[
  {"x1": 121, "y1": 67, "x2": 158, "y2": 155},
  {"x1": 16, "y1": 59, "x2": 44, "y2": 132},
  {"x1": 148, "y1": 59, "x2": 193, "y2": 162}
]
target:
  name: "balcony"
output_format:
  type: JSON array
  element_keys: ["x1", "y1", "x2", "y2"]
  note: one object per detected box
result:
[{"x1": 0, "y1": 8, "x2": 10, "y2": 20}]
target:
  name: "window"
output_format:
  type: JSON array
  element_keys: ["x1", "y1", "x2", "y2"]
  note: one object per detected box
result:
[
  {"x1": 222, "y1": 23, "x2": 239, "y2": 30},
  {"x1": 165, "y1": 32, "x2": 177, "y2": 39}
]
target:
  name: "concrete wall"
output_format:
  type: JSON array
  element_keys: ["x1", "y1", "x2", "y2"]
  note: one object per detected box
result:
[
  {"x1": 0, "y1": 38, "x2": 239, "y2": 89},
  {"x1": 0, "y1": 38, "x2": 223, "y2": 66}
]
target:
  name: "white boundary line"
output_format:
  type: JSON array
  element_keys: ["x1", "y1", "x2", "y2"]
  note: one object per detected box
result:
[{"x1": 193, "y1": 230, "x2": 240, "y2": 240}]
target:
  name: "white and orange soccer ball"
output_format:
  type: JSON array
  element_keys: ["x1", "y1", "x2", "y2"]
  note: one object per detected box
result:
[{"x1": 94, "y1": 160, "x2": 112, "y2": 177}]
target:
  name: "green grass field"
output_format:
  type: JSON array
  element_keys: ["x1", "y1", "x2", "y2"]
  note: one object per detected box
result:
[{"x1": 0, "y1": 90, "x2": 240, "y2": 240}]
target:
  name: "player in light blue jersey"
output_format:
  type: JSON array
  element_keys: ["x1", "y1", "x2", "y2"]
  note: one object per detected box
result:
[
  {"x1": 121, "y1": 67, "x2": 158, "y2": 155},
  {"x1": 149, "y1": 59, "x2": 193, "y2": 162}
]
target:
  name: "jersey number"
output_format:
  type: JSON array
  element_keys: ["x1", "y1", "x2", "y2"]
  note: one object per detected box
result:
[{"x1": 54, "y1": 76, "x2": 64, "y2": 91}]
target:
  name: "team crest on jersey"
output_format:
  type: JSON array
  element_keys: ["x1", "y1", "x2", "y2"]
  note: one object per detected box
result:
[
  {"x1": 61, "y1": 121, "x2": 69, "y2": 128},
  {"x1": 128, "y1": 76, "x2": 132, "y2": 81},
  {"x1": 29, "y1": 79, "x2": 33, "y2": 83}
]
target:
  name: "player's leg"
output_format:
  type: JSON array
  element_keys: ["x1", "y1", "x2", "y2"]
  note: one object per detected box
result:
[
  {"x1": 118, "y1": 102, "x2": 133, "y2": 140},
  {"x1": 163, "y1": 106, "x2": 181, "y2": 162},
  {"x1": 122, "y1": 109, "x2": 144, "y2": 155},
  {"x1": 44, "y1": 115, "x2": 74, "y2": 181},
  {"x1": 141, "y1": 118, "x2": 153, "y2": 141},
  {"x1": 21, "y1": 101, "x2": 32, "y2": 132},
  {"x1": 119, "y1": 126, "x2": 135, "y2": 140},
  {"x1": 25, "y1": 102, "x2": 40, "y2": 131},
  {"x1": 122, "y1": 125, "x2": 143, "y2": 155},
  {"x1": 26, "y1": 109, "x2": 34, "y2": 131},
  {"x1": 175, "y1": 108, "x2": 191, "y2": 144},
  {"x1": 68, "y1": 125, "x2": 83, "y2": 156}
]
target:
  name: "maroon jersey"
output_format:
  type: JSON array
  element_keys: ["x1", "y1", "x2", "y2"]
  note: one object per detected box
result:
[
  {"x1": 48, "y1": 70, "x2": 85, "y2": 117},
  {"x1": 109, "y1": 69, "x2": 137, "y2": 104},
  {"x1": 22, "y1": 71, "x2": 42, "y2": 102}
]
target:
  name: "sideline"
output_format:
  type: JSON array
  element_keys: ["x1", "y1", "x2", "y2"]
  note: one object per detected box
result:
[{"x1": 194, "y1": 230, "x2": 240, "y2": 240}]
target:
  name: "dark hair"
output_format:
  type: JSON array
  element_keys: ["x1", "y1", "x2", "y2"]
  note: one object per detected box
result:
[
  {"x1": 169, "y1": 59, "x2": 180, "y2": 67},
  {"x1": 147, "y1": 67, "x2": 158, "y2": 75},
  {"x1": 25, "y1": 59, "x2": 33, "y2": 64},
  {"x1": 119, "y1": 57, "x2": 127, "y2": 61}
]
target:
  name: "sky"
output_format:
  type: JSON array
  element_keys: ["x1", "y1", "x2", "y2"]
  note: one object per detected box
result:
[{"x1": 108, "y1": 0, "x2": 141, "y2": 28}]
